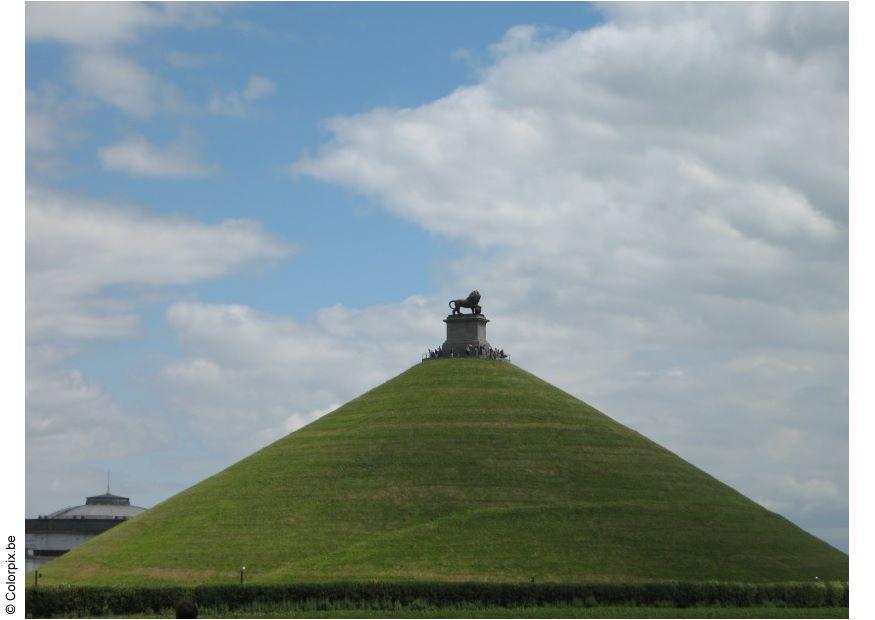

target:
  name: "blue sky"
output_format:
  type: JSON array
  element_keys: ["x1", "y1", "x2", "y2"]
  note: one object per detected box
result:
[
  {"x1": 27, "y1": 3, "x2": 603, "y2": 316},
  {"x1": 25, "y1": 2, "x2": 848, "y2": 552}
]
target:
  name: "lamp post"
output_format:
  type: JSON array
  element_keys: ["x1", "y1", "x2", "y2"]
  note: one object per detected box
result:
[
  {"x1": 240, "y1": 565, "x2": 246, "y2": 584},
  {"x1": 34, "y1": 571, "x2": 41, "y2": 586}
]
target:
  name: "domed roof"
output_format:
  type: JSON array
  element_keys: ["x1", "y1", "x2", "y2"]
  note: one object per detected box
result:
[{"x1": 44, "y1": 490, "x2": 146, "y2": 520}]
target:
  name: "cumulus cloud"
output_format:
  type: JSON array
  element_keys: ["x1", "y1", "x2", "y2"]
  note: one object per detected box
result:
[
  {"x1": 26, "y1": 2, "x2": 221, "y2": 49},
  {"x1": 209, "y1": 75, "x2": 276, "y2": 117},
  {"x1": 26, "y1": 345, "x2": 170, "y2": 514},
  {"x1": 25, "y1": 187, "x2": 297, "y2": 515},
  {"x1": 69, "y1": 50, "x2": 182, "y2": 118},
  {"x1": 26, "y1": 348, "x2": 162, "y2": 459},
  {"x1": 99, "y1": 130, "x2": 218, "y2": 178},
  {"x1": 25, "y1": 3, "x2": 278, "y2": 517},
  {"x1": 26, "y1": 187, "x2": 296, "y2": 343},
  {"x1": 23, "y1": 2, "x2": 848, "y2": 552},
  {"x1": 160, "y1": 297, "x2": 433, "y2": 458},
  {"x1": 27, "y1": 3, "x2": 272, "y2": 128},
  {"x1": 26, "y1": 87, "x2": 87, "y2": 176},
  {"x1": 26, "y1": 2, "x2": 164, "y2": 49},
  {"x1": 291, "y1": 4, "x2": 848, "y2": 548},
  {"x1": 26, "y1": 89, "x2": 75, "y2": 154},
  {"x1": 27, "y1": 2, "x2": 221, "y2": 118}
]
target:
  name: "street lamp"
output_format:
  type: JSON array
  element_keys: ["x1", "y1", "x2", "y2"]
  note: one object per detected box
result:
[{"x1": 240, "y1": 565, "x2": 246, "y2": 584}]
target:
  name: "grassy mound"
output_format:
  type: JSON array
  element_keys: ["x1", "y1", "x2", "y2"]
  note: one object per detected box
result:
[{"x1": 40, "y1": 360, "x2": 847, "y2": 585}]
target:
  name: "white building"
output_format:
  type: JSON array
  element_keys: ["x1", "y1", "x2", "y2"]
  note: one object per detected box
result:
[{"x1": 25, "y1": 489, "x2": 146, "y2": 572}]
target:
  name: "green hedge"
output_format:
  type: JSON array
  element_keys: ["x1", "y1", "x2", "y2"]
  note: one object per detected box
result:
[{"x1": 25, "y1": 580, "x2": 849, "y2": 618}]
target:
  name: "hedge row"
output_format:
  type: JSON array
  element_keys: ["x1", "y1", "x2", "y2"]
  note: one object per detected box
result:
[{"x1": 25, "y1": 580, "x2": 849, "y2": 618}]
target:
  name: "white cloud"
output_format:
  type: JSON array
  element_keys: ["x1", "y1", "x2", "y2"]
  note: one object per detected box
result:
[
  {"x1": 24, "y1": 4, "x2": 280, "y2": 516},
  {"x1": 26, "y1": 2, "x2": 163, "y2": 48},
  {"x1": 244, "y1": 75, "x2": 276, "y2": 100},
  {"x1": 25, "y1": 87, "x2": 87, "y2": 175},
  {"x1": 26, "y1": 89, "x2": 72, "y2": 154},
  {"x1": 488, "y1": 24, "x2": 545, "y2": 58},
  {"x1": 26, "y1": 2, "x2": 221, "y2": 49},
  {"x1": 25, "y1": 187, "x2": 296, "y2": 515},
  {"x1": 27, "y1": 3, "x2": 222, "y2": 118},
  {"x1": 209, "y1": 75, "x2": 276, "y2": 117},
  {"x1": 23, "y1": 2, "x2": 849, "y2": 552},
  {"x1": 26, "y1": 3, "x2": 269, "y2": 128},
  {"x1": 69, "y1": 50, "x2": 181, "y2": 118},
  {"x1": 25, "y1": 343, "x2": 170, "y2": 516},
  {"x1": 26, "y1": 348, "x2": 168, "y2": 464},
  {"x1": 99, "y1": 131, "x2": 218, "y2": 178},
  {"x1": 161, "y1": 297, "x2": 433, "y2": 457},
  {"x1": 291, "y1": 4, "x2": 848, "y2": 548},
  {"x1": 26, "y1": 187, "x2": 296, "y2": 342}
]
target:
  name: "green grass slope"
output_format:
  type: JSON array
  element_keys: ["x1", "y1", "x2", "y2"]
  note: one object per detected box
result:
[{"x1": 41, "y1": 360, "x2": 847, "y2": 585}]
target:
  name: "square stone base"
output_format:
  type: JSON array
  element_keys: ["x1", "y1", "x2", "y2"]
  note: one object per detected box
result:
[{"x1": 442, "y1": 314, "x2": 490, "y2": 356}]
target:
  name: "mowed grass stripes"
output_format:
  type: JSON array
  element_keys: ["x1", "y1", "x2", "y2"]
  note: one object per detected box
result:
[{"x1": 39, "y1": 360, "x2": 848, "y2": 585}]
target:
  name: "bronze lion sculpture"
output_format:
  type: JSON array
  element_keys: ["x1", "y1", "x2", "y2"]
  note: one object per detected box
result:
[{"x1": 449, "y1": 290, "x2": 482, "y2": 316}]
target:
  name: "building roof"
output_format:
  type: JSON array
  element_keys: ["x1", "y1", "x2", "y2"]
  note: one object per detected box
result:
[
  {"x1": 43, "y1": 489, "x2": 146, "y2": 520},
  {"x1": 85, "y1": 492, "x2": 132, "y2": 506}
]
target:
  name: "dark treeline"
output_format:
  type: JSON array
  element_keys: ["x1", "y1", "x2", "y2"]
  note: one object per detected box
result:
[{"x1": 26, "y1": 580, "x2": 849, "y2": 617}]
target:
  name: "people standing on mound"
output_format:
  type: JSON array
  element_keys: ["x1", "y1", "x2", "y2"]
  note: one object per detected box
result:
[{"x1": 423, "y1": 344, "x2": 507, "y2": 360}]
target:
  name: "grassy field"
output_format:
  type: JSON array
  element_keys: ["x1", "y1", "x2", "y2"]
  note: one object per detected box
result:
[{"x1": 39, "y1": 359, "x2": 848, "y2": 585}]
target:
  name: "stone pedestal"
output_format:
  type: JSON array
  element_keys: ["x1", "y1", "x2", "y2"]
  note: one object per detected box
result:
[{"x1": 442, "y1": 314, "x2": 490, "y2": 356}]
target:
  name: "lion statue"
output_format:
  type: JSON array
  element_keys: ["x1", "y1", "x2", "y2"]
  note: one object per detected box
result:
[{"x1": 449, "y1": 290, "x2": 482, "y2": 316}]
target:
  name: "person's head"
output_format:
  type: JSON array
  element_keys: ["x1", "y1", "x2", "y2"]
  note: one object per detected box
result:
[{"x1": 175, "y1": 599, "x2": 198, "y2": 619}]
